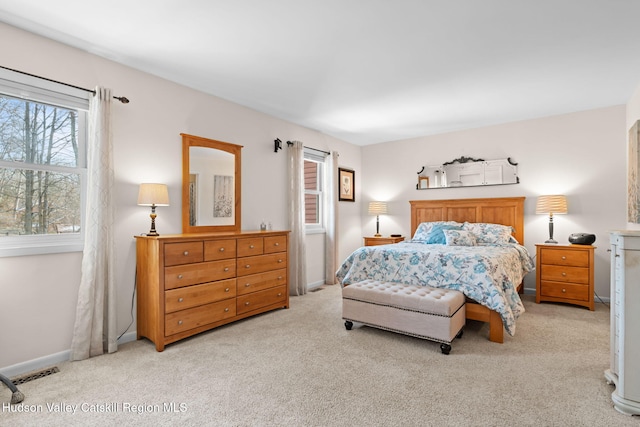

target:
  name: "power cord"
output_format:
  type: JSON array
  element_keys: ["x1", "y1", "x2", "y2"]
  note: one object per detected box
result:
[{"x1": 117, "y1": 269, "x2": 136, "y2": 341}]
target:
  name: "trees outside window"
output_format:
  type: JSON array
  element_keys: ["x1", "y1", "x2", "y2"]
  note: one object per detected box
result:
[{"x1": 0, "y1": 70, "x2": 88, "y2": 256}]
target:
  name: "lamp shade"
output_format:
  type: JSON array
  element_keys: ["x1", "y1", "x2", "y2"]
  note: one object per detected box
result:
[
  {"x1": 535, "y1": 195, "x2": 567, "y2": 215},
  {"x1": 137, "y1": 183, "x2": 170, "y2": 206},
  {"x1": 368, "y1": 201, "x2": 388, "y2": 215}
]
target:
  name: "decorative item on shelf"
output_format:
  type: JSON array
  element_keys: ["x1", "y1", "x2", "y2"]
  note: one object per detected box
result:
[
  {"x1": 368, "y1": 201, "x2": 387, "y2": 237},
  {"x1": 535, "y1": 194, "x2": 568, "y2": 244},
  {"x1": 138, "y1": 183, "x2": 170, "y2": 236}
]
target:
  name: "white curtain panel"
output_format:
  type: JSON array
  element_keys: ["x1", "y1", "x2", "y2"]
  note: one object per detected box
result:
[
  {"x1": 324, "y1": 151, "x2": 339, "y2": 284},
  {"x1": 288, "y1": 141, "x2": 307, "y2": 296},
  {"x1": 70, "y1": 87, "x2": 117, "y2": 360}
]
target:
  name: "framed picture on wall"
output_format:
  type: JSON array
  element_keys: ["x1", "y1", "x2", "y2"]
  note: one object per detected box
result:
[{"x1": 339, "y1": 168, "x2": 355, "y2": 202}]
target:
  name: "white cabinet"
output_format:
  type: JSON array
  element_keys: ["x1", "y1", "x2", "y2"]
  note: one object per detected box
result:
[{"x1": 605, "y1": 231, "x2": 640, "y2": 415}]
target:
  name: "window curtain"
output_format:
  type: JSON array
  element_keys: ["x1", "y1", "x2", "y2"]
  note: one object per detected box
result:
[
  {"x1": 288, "y1": 140, "x2": 307, "y2": 296},
  {"x1": 70, "y1": 87, "x2": 117, "y2": 360},
  {"x1": 325, "y1": 151, "x2": 339, "y2": 284}
]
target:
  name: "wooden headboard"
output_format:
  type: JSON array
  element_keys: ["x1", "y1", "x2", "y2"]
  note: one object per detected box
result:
[{"x1": 409, "y1": 197, "x2": 526, "y2": 245}]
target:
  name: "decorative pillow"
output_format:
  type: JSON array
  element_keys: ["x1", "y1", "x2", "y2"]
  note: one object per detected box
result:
[
  {"x1": 444, "y1": 229, "x2": 477, "y2": 246},
  {"x1": 412, "y1": 221, "x2": 462, "y2": 242},
  {"x1": 462, "y1": 222, "x2": 514, "y2": 244},
  {"x1": 423, "y1": 223, "x2": 463, "y2": 244}
]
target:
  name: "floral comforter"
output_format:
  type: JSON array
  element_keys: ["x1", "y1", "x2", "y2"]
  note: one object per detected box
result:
[{"x1": 336, "y1": 242, "x2": 534, "y2": 336}]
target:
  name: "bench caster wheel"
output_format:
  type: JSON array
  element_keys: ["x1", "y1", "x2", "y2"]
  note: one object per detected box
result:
[
  {"x1": 440, "y1": 343, "x2": 451, "y2": 355},
  {"x1": 344, "y1": 320, "x2": 353, "y2": 330}
]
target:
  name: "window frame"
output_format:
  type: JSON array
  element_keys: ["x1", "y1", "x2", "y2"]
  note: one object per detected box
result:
[
  {"x1": 304, "y1": 149, "x2": 326, "y2": 234},
  {"x1": 0, "y1": 68, "x2": 89, "y2": 257}
]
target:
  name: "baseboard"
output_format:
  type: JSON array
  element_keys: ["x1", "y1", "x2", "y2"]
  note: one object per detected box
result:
[
  {"x1": 307, "y1": 280, "x2": 325, "y2": 291},
  {"x1": 0, "y1": 331, "x2": 138, "y2": 378}
]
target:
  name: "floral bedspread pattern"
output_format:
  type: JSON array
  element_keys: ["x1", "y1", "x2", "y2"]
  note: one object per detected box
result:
[{"x1": 336, "y1": 242, "x2": 534, "y2": 336}]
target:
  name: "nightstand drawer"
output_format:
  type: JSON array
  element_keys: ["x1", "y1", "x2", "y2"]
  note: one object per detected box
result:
[
  {"x1": 540, "y1": 281, "x2": 589, "y2": 301},
  {"x1": 540, "y1": 265, "x2": 589, "y2": 284},
  {"x1": 540, "y1": 248, "x2": 589, "y2": 267}
]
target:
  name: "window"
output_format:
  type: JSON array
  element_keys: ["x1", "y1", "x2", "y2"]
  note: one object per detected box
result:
[
  {"x1": 0, "y1": 68, "x2": 89, "y2": 257},
  {"x1": 304, "y1": 149, "x2": 326, "y2": 233}
]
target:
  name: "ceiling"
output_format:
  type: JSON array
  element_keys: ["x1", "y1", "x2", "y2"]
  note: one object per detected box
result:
[{"x1": 2, "y1": 1, "x2": 640, "y2": 146}]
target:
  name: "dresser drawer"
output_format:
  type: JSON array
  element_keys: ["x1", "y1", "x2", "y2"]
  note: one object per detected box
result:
[
  {"x1": 236, "y1": 269, "x2": 287, "y2": 296},
  {"x1": 236, "y1": 253, "x2": 287, "y2": 276},
  {"x1": 237, "y1": 237, "x2": 264, "y2": 257},
  {"x1": 165, "y1": 259, "x2": 236, "y2": 290},
  {"x1": 540, "y1": 248, "x2": 589, "y2": 267},
  {"x1": 164, "y1": 242, "x2": 203, "y2": 266},
  {"x1": 165, "y1": 278, "x2": 236, "y2": 313},
  {"x1": 236, "y1": 284, "x2": 287, "y2": 315},
  {"x1": 264, "y1": 235, "x2": 287, "y2": 254},
  {"x1": 204, "y1": 239, "x2": 237, "y2": 261},
  {"x1": 165, "y1": 299, "x2": 236, "y2": 336},
  {"x1": 540, "y1": 281, "x2": 589, "y2": 301},
  {"x1": 540, "y1": 265, "x2": 589, "y2": 284}
]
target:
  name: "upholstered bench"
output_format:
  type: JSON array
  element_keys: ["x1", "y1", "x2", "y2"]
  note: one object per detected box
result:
[{"x1": 342, "y1": 280, "x2": 465, "y2": 354}]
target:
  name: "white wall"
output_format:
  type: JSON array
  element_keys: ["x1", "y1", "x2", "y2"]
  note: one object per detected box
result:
[
  {"x1": 360, "y1": 106, "x2": 628, "y2": 297},
  {"x1": 0, "y1": 22, "x2": 362, "y2": 372}
]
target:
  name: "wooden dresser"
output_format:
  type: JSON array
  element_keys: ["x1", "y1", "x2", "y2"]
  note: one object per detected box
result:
[
  {"x1": 135, "y1": 230, "x2": 289, "y2": 351},
  {"x1": 535, "y1": 244, "x2": 595, "y2": 310}
]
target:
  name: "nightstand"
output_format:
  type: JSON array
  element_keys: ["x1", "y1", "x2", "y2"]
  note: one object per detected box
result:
[
  {"x1": 363, "y1": 236, "x2": 405, "y2": 246},
  {"x1": 535, "y1": 244, "x2": 595, "y2": 310}
]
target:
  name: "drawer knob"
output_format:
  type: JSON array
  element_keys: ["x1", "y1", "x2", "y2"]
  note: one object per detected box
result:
[
  {"x1": 245, "y1": 264, "x2": 251, "y2": 269},
  {"x1": 562, "y1": 288, "x2": 566, "y2": 293},
  {"x1": 178, "y1": 320, "x2": 183, "y2": 325},
  {"x1": 219, "y1": 247, "x2": 225, "y2": 252},
  {"x1": 561, "y1": 256, "x2": 566, "y2": 260},
  {"x1": 178, "y1": 297, "x2": 184, "y2": 303},
  {"x1": 277, "y1": 293, "x2": 282, "y2": 297},
  {"x1": 278, "y1": 276, "x2": 282, "y2": 280},
  {"x1": 562, "y1": 272, "x2": 566, "y2": 276},
  {"x1": 245, "y1": 283, "x2": 251, "y2": 287},
  {"x1": 224, "y1": 307, "x2": 229, "y2": 312},
  {"x1": 274, "y1": 242, "x2": 279, "y2": 246},
  {"x1": 225, "y1": 287, "x2": 230, "y2": 292},
  {"x1": 245, "y1": 302, "x2": 250, "y2": 306},
  {"x1": 183, "y1": 251, "x2": 189, "y2": 256},
  {"x1": 278, "y1": 259, "x2": 283, "y2": 263},
  {"x1": 224, "y1": 267, "x2": 229, "y2": 272},
  {"x1": 250, "y1": 244, "x2": 254, "y2": 249},
  {"x1": 177, "y1": 274, "x2": 183, "y2": 279}
]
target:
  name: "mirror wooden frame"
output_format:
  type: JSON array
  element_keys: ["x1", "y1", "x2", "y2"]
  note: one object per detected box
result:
[{"x1": 181, "y1": 133, "x2": 242, "y2": 233}]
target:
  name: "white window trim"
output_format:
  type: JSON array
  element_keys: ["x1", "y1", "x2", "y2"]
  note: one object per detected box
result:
[
  {"x1": 304, "y1": 149, "x2": 327, "y2": 235},
  {"x1": 0, "y1": 68, "x2": 89, "y2": 257}
]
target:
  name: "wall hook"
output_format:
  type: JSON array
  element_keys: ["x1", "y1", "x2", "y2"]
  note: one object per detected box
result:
[{"x1": 274, "y1": 138, "x2": 282, "y2": 153}]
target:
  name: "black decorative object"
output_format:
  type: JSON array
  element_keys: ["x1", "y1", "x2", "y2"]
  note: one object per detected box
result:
[{"x1": 569, "y1": 233, "x2": 596, "y2": 245}]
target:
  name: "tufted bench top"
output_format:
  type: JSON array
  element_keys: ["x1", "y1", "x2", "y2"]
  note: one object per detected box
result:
[{"x1": 342, "y1": 280, "x2": 465, "y2": 317}]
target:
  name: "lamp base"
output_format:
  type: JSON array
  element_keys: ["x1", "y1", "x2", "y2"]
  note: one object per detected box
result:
[
  {"x1": 544, "y1": 238, "x2": 558, "y2": 244},
  {"x1": 374, "y1": 233, "x2": 382, "y2": 237}
]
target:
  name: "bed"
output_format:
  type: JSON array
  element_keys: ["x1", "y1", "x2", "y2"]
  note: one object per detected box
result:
[{"x1": 336, "y1": 197, "x2": 533, "y2": 343}]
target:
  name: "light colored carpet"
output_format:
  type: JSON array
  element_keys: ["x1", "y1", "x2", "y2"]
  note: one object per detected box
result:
[{"x1": 1, "y1": 284, "x2": 636, "y2": 426}]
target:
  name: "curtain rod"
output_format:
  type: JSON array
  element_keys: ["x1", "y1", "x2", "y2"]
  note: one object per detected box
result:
[
  {"x1": 0, "y1": 65, "x2": 130, "y2": 104},
  {"x1": 272, "y1": 138, "x2": 330, "y2": 155}
]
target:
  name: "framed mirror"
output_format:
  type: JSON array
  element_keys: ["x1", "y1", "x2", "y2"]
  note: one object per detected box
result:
[
  {"x1": 416, "y1": 157, "x2": 519, "y2": 189},
  {"x1": 181, "y1": 133, "x2": 242, "y2": 233}
]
